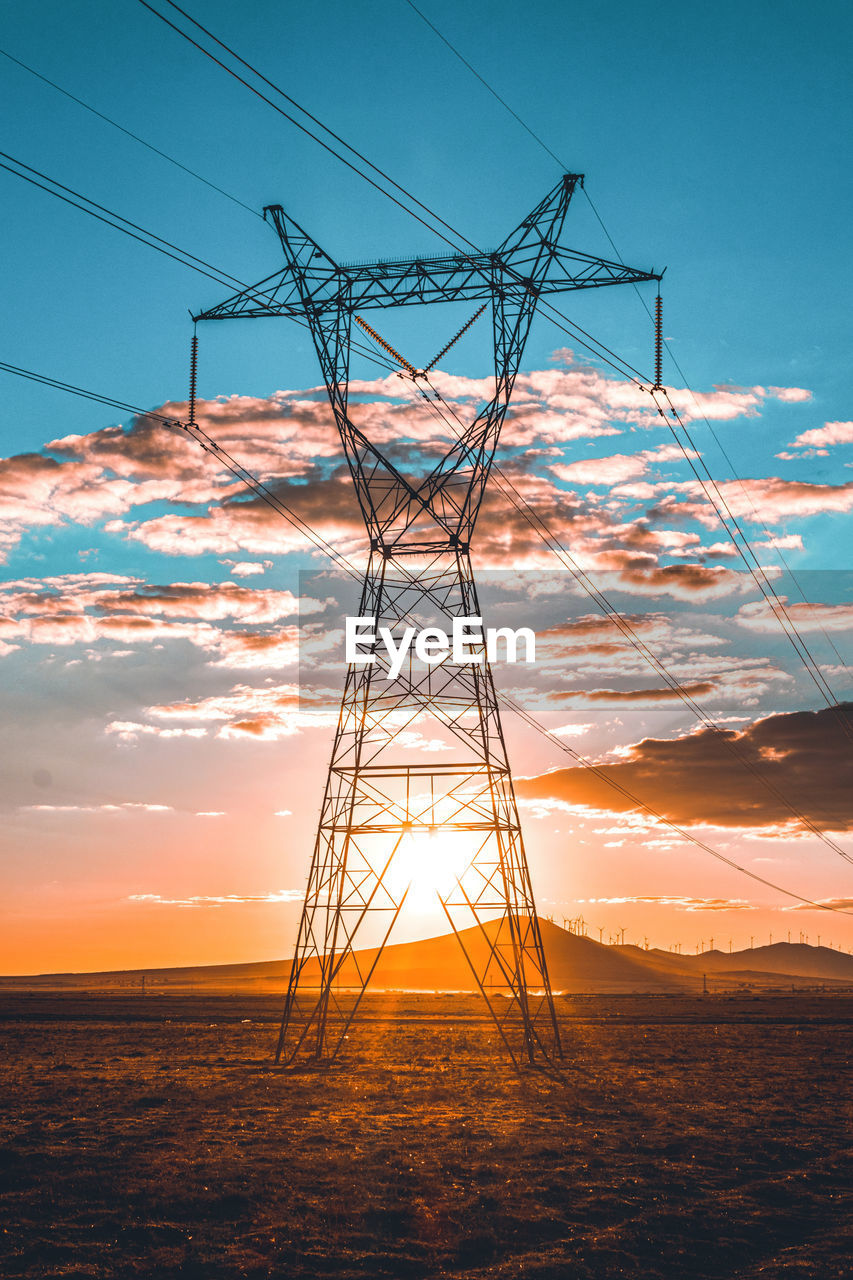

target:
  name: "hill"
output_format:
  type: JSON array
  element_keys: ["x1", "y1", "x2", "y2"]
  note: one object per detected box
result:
[{"x1": 2, "y1": 921, "x2": 852, "y2": 993}]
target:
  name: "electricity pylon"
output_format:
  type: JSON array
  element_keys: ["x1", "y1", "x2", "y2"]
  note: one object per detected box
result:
[{"x1": 194, "y1": 174, "x2": 659, "y2": 1066}]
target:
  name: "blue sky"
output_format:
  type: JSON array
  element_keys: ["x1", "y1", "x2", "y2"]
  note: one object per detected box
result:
[
  {"x1": 4, "y1": 0, "x2": 852, "y2": 446},
  {"x1": 2, "y1": 0, "x2": 853, "y2": 972}
]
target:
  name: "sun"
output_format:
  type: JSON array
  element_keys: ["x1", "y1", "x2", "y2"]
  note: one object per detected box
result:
[{"x1": 392, "y1": 827, "x2": 472, "y2": 915}]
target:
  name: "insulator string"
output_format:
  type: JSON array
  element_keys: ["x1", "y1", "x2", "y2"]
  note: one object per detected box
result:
[
  {"x1": 188, "y1": 325, "x2": 198, "y2": 427},
  {"x1": 652, "y1": 293, "x2": 663, "y2": 391}
]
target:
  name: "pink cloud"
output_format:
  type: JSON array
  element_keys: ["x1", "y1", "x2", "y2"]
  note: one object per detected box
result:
[
  {"x1": 736, "y1": 598, "x2": 853, "y2": 635},
  {"x1": 550, "y1": 443, "x2": 694, "y2": 487},
  {"x1": 0, "y1": 576, "x2": 307, "y2": 667},
  {"x1": 106, "y1": 721, "x2": 209, "y2": 743},
  {"x1": 786, "y1": 421, "x2": 853, "y2": 450},
  {"x1": 642, "y1": 476, "x2": 853, "y2": 528},
  {"x1": 0, "y1": 362, "x2": 830, "y2": 577},
  {"x1": 127, "y1": 888, "x2": 306, "y2": 907},
  {"x1": 22, "y1": 801, "x2": 172, "y2": 814},
  {"x1": 550, "y1": 657, "x2": 789, "y2": 707},
  {"x1": 220, "y1": 559, "x2": 273, "y2": 578},
  {"x1": 144, "y1": 681, "x2": 336, "y2": 739},
  {"x1": 766, "y1": 386, "x2": 812, "y2": 404}
]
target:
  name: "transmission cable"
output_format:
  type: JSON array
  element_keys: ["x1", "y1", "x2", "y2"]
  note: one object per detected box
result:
[
  {"x1": 6, "y1": 20, "x2": 848, "y2": 893},
  {"x1": 664, "y1": 360, "x2": 851, "y2": 677},
  {"x1": 133, "y1": 0, "x2": 656, "y2": 388},
  {"x1": 3, "y1": 354, "x2": 850, "y2": 916},
  {"x1": 401, "y1": 0, "x2": 852, "y2": 704},
  {"x1": 0, "y1": 46, "x2": 262, "y2": 219},
  {"x1": 0, "y1": 149, "x2": 240, "y2": 288},
  {"x1": 134, "y1": 0, "x2": 478, "y2": 252},
  {"x1": 402, "y1": 0, "x2": 566, "y2": 170},
  {"x1": 0, "y1": 149, "x2": 405, "y2": 381},
  {"x1": 654, "y1": 386, "x2": 852, "y2": 734},
  {"x1": 136, "y1": 0, "x2": 849, "y2": 704},
  {"x1": 6, "y1": 99, "x2": 847, "y2": 811},
  {"x1": 398, "y1": 366, "x2": 853, "y2": 863}
]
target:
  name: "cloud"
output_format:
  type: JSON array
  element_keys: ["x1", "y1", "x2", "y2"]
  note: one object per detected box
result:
[
  {"x1": 0, "y1": 393, "x2": 345, "y2": 561},
  {"x1": 550, "y1": 443, "x2": 694, "y2": 487},
  {"x1": 3, "y1": 577, "x2": 302, "y2": 625},
  {"x1": 753, "y1": 534, "x2": 803, "y2": 552},
  {"x1": 516, "y1": 704, "x2": 853, "y2": 830},
  {"x1": 553, "y1": 681, "x2": 716, "y2": 705},
  {"x1": 736, "y1": 598, "x2": 853, "y2": 636},
  {"x1": 127, "y1": 888, "x2": 306, "y2": 908},
  {"x1": 106, "y1": 721, "x2": 209, "y2": 744},
  {"x1": 22, "y1": 802, "x2": 172, "y2": 814},
  {"x1": 585, "y1": 895, "x2": 756, "y2": 912},
  {"x1": 0, "y1": 431, "x2": 236, "y2": 561},
  {"x1": 537, "y1": 612, "x2": 729, "y2": 655},
  {"x1": 651, "y1": 477, "x2": 853, "y2": 526},
  {"x1": 220, "y1": 559, "x2": 273, "y2": 578},
  {"x1": 604, "y1": 564, "x2": 748, "y2": 600},
  {"x1": 786, "y1": 421, "x2": 853, "y2": 451},
  {"x1": 1, "y1": 362, "x2": 818, "y2": 571},
  {"x1": 0, "y1": 575, "x2": 306, "y2": 669},
  {"x1": 724, "y1": 477, "x2": 853, "y2": 521},
  {"x1": 784, "y1": 898, "x2": 853, "y2": 913},
  {"x1": 142, "y1": 681, "x2": 336, "y2": 740},
  {"x1": 114, "y1": 475, "x2": 365, "y2": 561}
]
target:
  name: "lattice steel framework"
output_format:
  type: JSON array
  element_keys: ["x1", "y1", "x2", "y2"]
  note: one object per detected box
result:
[{"x1": 194, "y1": 174, "x2": 659, "y2": 1065}]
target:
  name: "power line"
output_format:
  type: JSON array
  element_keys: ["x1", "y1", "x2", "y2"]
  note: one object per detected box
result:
[
  {"x1": 0, "y1": 41, "x2": 643, "y2": 403},
  {"x1": 0, "y1": 45, "x2": 695, "y2": 725},
  {"x1": 663, "y1": 346, "x2": 851, "y2": 677},
  {"x1": 655, "y1": 386, "x2": 852, "y2": 734},
  {"x1": 0, "y1": 150, "x2": 238, "y2": 288},
  {"x1": 0, "y1": 149, "x2": 404, "y2": 381},
  {"x1": 3, "y1": 354, "x2": 850, "y2": 918},
  {"x1": 402, "y1": 0, "x2": 567, "y2": 171},
  {"x1": 37, "y1": 0, "x2": 849, "y2": 806},
  {"x1": 0, "y1": 65, "x2": 691, "y2": 746},
  {"x1": 8, "y1": 41, "x2": 846, "y2": 792},
  {"x1": 399, "y1": 0, "x2": 851, "y2": 723},
  {"x1": 0, "y1": 46, "x2": 262, "y2": 219},
  {"x1": 7, "y1": 12, "x2": 849, "y2": 906},
  {"x1": 403, "y1": 370, "x2": 853, "y2": 865},
  {"x1": 401, "y1": 0, "x2": 637, "y2": 279},
  {"x1": 135, "y1": 0, "x2": 477, "y2": 252},
  {"x1": 135, "y1": 0, "x2": 655, "y2": 388},
  {"x1": 9, "y1": 109, "x2": 839, "y2": 851}
]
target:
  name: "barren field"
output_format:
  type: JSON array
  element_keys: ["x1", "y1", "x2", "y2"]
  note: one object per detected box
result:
[{"x1": 1, "y1": 993, "x2": 851, "y2": 1279}]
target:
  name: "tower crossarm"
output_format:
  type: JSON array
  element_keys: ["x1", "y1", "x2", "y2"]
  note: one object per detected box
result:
[
  {"x1": 193, "y1": 250, "x2": 659, "y2": 321},
  {"x1": 193, "y1": 187, "x2": 660, "y2": 323}
]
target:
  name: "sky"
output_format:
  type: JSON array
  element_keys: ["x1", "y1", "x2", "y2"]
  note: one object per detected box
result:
[{"x1": 1, "y1": 0, "x2": 853, "y2": 974}]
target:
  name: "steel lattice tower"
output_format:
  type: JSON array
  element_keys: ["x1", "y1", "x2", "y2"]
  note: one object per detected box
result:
[{"x1": 194, "y1": 174, "x2": 658, "y2": 1065}]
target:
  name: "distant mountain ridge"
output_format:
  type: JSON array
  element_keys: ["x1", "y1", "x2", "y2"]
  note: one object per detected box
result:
[{"x1": 2, "y1": 921, "x2": 852, "y2": 993}]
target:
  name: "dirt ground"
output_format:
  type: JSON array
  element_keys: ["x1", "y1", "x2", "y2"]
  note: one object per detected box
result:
[{"x1": 1, "y1": 993, "x2": 851, "y2": 1279}]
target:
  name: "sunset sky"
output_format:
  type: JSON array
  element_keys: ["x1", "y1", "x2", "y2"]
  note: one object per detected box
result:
[{"x1": 2, "y1": 0, "x2": 853, "y2": 973}]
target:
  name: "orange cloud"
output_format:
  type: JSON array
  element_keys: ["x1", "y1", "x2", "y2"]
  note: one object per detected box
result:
[{"x1": 516, "y1": 704, "x2": 853, "y2": 831}]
